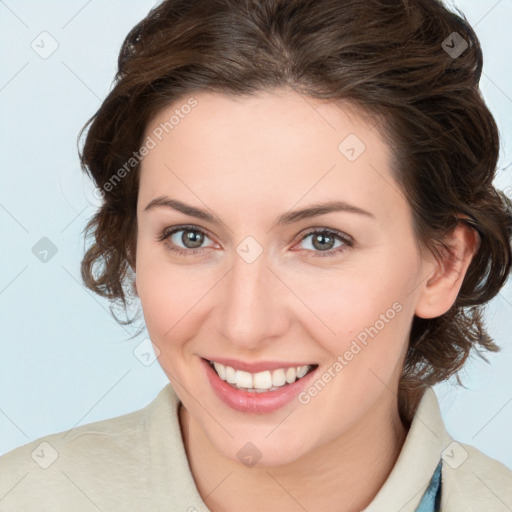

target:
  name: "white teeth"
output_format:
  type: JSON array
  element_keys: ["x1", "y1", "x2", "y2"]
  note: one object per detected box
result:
[
  {"x1": 285, "y1": 367, "x2": 297, "y2": 384},
  {"x1": 213, "y1": 362, "x2": 226, "y2": 380},
  {"x1": 297, "y1": 366, "x2": 308, "y2": 378},
  {"x1": 225, "y1": 365, "x2": 236, "y2": 384},
  {"x1": 253, "y1": 371, "x2": 272, "y2": 389},
  {"x1": 272, "y1": 369, "x2": 286, "y2": 387},
  {"x1": 235, "y1": 370, "x2": 253, "y2": 388},
  {"x1": 210, "y1": 361, "x2": 314, "y2": 391}
]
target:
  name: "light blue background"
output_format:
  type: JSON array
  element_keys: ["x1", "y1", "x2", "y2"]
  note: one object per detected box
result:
[{"x1": 1, "y1": 0, "x2": 511, "y2": 469}]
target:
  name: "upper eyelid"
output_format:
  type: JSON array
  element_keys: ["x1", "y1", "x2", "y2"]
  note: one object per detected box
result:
[{"x1": 161, "y1": 225, "x2": 216, "y2": 243}]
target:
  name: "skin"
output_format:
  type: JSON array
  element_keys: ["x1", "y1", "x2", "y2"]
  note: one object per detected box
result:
[{"x1": 134, "y1": 88, "x2": 478, "y2": 511}]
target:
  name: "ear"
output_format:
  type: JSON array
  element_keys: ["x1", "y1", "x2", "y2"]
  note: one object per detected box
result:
[{"x1": 415, "y1": 221, "x2": 480, "y2": 319}]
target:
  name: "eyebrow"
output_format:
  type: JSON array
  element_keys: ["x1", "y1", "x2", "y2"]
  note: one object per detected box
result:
[{"x1": 144, "y1": 196, "x2": 375, "y2": 228}]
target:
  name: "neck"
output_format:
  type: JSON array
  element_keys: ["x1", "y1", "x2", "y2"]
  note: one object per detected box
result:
[{"x1": 179, "y1": 393, "x2": 408, "y2": 512}]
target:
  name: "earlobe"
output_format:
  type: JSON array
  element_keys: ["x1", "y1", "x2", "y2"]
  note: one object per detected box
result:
[{"x1": 414, "y1": 222, "x2": 480, "y2": 319}]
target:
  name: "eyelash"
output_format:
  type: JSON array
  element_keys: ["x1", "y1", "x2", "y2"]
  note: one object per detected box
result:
[{"x1": 156, "y1": 224, "x2": 354, "y2": 259}]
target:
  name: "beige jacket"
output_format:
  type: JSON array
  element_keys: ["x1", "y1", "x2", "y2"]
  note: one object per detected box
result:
[{"x1": 1, "y1": 384, "x2": 511, "y2": 511}]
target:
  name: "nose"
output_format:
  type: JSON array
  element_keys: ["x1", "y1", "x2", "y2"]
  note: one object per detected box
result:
[{"x1": 213, "y1": 247, "x2": 289, "y2": 351}]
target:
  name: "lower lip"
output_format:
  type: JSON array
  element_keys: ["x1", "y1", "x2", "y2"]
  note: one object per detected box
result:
[{"x1": 201, "y1": 358, "x2": 318, "y2": 414}]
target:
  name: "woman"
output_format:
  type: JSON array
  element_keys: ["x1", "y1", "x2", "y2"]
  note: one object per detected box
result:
[{"x1": 1, "y1": 0, "x2": 511, "y2": 510}]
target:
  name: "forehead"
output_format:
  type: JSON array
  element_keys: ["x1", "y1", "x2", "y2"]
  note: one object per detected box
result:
[
  {"x1": 144, "y1": 88, "x2": 387, "y2": 159},
  {"x1": 138, "y1": 89, "x2": 405, "y2": 223}
]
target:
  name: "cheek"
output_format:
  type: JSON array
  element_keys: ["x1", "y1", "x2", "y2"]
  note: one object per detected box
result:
[
  {"x1": 302, "y1": 267, "x2": 408, "y2": 336},
  {"x1": 295, "y1": 253, "x2": 416, "y2": 379},
  {"x1": 137, "y1": 270, "x2": 194, "y2": 338},
  {"x1": 306, "y1": 286, "x2": 408, "y2": 379},
  {"x1": 135, "y1": 243, "x2": 220, "y2": 355},
  {"x1": 135, "y1": 244, "x2": 188, "y2": 343}
]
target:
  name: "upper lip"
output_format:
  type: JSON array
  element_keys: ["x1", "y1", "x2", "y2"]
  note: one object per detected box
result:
[{"x1": 203, "y1": 357, "x2": 317, "y2": 373}]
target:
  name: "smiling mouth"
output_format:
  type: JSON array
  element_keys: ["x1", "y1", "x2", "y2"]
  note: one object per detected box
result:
[{"x1": 208, "y1": 360, "x2": 318, "y2": 392}]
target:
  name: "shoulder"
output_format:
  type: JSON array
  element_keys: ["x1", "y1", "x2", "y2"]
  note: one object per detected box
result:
[
  {"x1": 0, "y1": 402, "x2": 149, "y2": 467},
  {"x1": 442, "y1": 440, "x2": 512, "y2": 510},
  {"x1": 401, "y1": 388, "x2": 512, "y2": 511},
  {"x1": 0, "y1": 392, "x2": 161, "y2": 511}
]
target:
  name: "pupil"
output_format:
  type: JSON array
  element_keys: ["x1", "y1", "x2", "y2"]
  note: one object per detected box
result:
[
  {"x1": 184, "y1": 230, "x2": 203, "y2": 249},
  {"x1": 313, "y1": 232, "x2": 334, "y2": 251}
]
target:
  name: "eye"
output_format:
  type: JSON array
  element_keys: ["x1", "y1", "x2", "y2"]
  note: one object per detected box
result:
[
  {"x1": 157, "y1": 225, "x2": 353, "y2": 259},
  {"x1": 295, "y1": 228, "x2": 353, "y2": 258},
  {"x1": 157, "y1": 225, "x2": 217, "y2": 256}
]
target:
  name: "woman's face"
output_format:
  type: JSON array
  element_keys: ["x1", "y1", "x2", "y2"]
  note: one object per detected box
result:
[{"x1": 135, "y1": 88, "x2": 431, "y2": 466}]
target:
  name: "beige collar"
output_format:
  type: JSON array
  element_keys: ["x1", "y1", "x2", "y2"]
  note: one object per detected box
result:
[
  {"x1": 363, "y1": 388, "x2": 450, "y2": 511},
  {"x1": 145, "y1": 384, "x2": 512, "y2": 511}
]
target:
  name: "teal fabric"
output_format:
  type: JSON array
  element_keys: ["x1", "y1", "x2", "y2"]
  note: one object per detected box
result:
[{"x1": 415, "y1": 460, "x2": 442, "y2": 511}]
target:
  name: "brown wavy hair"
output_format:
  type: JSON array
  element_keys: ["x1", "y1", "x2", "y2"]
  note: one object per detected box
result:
[{"x1": 79, "y1": 0, "x2": 512, "y2": 422}]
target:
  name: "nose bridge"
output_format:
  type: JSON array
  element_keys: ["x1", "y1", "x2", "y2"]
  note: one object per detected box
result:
[{"x1": 215, "y1": 241, "x2": 284, "y2": 348}]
